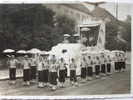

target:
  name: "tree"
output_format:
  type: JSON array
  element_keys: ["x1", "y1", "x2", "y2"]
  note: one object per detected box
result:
[
  {"x1": 105, "y1": 21, "x2": 118, "y2": 50},
  {"x1": 53, "y1": 15, "x2": 76, "y2": 43},
  {"x1": 0, "y1": 5, "x2": 76, "y2": 53},
  {"x1": 120, "y1": 15, "x2": 131, "y2": 51}
]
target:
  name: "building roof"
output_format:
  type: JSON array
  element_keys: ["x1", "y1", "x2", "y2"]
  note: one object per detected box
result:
[
  {"x1": 91, "y1": 6, "x2": 125, "y2": 25},
  {"x1": 45, "y1": 3, "x2": 91, "y2": 15},
  {"x1": 91, "y1": 6, "x2": 116, "y2": 21},
  {"x1": 62, "y1": 4, "x2": 91, "y2": 15}
]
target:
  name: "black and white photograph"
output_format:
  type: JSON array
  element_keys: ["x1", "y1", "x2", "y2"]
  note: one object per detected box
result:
[{"x1": 0, "y1": 0, "x2": 131, "y2": 97}]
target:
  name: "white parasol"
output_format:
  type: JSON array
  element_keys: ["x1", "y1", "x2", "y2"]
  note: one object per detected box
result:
[
  {"x1": 27, "y1": 48, "x2": 41, "y2": 54},
  {"x1": 17, "y1": 50, "x2": 27, "y2": 54},
  {"x1": 3, "y1": 49, "x2": 15, "y2": 53},
  {"x1": 64, "y1": 34, "x2": 70, "y2": 37},
  {"x1": 40, "y1": 51, "x2": 49, "y2": 55},
  {"x1": 81, "y1": 27, "x2": 90, "y2": 31}
]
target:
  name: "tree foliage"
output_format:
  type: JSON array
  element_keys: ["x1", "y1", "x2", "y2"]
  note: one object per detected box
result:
[{"x1": 0, "y1": 4, "x2": 76, "y2": 53}]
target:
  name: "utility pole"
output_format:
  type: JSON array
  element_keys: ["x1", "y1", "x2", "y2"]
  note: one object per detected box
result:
[{"x1": 116, "y1": 0, "x2": 118, "y2": 20}]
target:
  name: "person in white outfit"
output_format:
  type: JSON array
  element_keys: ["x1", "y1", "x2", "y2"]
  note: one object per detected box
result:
[
  {"x1": 22, "y1": 55, "x2": 31, "y2": 86},
  {"x1": 80, "y1": 56, "x2": 87, "y2": 82},
  {"x1": 58, "y1": 58, "x2": 67, "y2": 88},
  {"x1": 8, "y1": 55, "x2": 18, "y2": 85},
  {"x1": 37, "y1": 56, "x2": 44, "y2": 88},
  {"x1": 49, "y1": 55, "x2": 58, "y2": 91},
  {"x1": 69, "y1": 58, "x2": 78, "y2": 86},
  {"x1": 87, "y1": 56, "x2": 93, "y2": 80}
]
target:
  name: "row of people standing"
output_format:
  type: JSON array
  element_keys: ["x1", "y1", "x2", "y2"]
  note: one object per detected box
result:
[
  {"x1": 80, "y1": 54, "x2": 112, "y2": 81},
  {"x1": 8, "y1": 54, "x2": 68, "y2": 90},
  {"x1": 80, "y1": 52, "x2": 126, "y2": 81},
  {"x1": 7, "y1": 51, "x2": 126, "y2": 91}
]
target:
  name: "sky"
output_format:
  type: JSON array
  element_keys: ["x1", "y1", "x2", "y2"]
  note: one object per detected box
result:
[
  {"x1": 100, "y1": 2, "x2": 132, "y2": 21},
  {"x1": 85, "y1": 1, "x2": 132, "y2": 21}
]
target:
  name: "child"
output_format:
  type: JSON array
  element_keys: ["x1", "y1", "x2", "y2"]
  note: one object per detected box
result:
[
  {"x1": 37, "y1": 56, "x2": 44, "y2": 88},
  {"x1": 23, "y1": 55, "x2": 31, "y2": 86},
  {"x1": 114, "y1": 53, "x2": 119, "y2": 72},
  {"x1": 43, "y1": 57, "x2": 49, "y2": 87},
  {"x1": 106, "y1": 55, "x2": 112, "y2": 75},
  {"x1": 87, "y1": 56, "x2": 93, "y2": 80},
  {"x1": 117, "y1": 53, "x2": 122, "y2": 72},
  {"x1": 8, "y1": 55, "x2": 18, "y2": 85},
  {"x1": 69, "y1": 58, "x2": 78, "y2": 86},
  {"x1": 100, "y1": 55, "x2": 106, "y2": 76},
  {"x1": 30, "y1": 55, "x2": 37, "y2": 82},
  {"x1": 80, "y1": 56, "x2": 87, "y2": 82},
  {"x1": 49, "y1": 55, "x2": 58, "y2": 91},
  {"x1": 58, "y1": 58, "x2": 66, "y2": 88},
  {"x1": 94, "y1": 56, "x2": 100, "y2": 78},
  {"x1": 121, "y1": 53, "x2": 126, "y2": 72}
]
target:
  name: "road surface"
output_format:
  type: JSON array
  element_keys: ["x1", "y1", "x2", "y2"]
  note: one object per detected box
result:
[{"x1": 0, "y1": 64, "x2": 130, "y2": 96}]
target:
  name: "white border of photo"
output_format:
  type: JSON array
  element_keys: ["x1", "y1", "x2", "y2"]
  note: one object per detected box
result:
[{"x1": 0, "y1": 0, "x2": 132, "y2": 99}]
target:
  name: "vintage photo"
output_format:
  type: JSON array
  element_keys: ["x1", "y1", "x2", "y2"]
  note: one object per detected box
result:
[{"x1": 0, "y1": 0, "x2": 131, "y2": 96}]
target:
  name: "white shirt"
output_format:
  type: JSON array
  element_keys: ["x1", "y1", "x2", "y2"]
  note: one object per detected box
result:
[
  {"x1": 87, "y1": 58, "x2": 91, "y2": 66},
  {"x1": 9, "y1": 59, "x2": 17, "y2": 68},
  {"x1": 43, "y1": 61, "x2": 49, "y2": 70},
  {"x1": 30, "y1": 58, "x2": 37, "y2": 66},
  {"x1": 49, "y1": 63, "x2": 57, "y2": 72},
  {"x1": 59, "y1": 61, "x2": 66, "y2": 70},
  {"x1": 100, "y1": 57, "x2": 104, "y2": 64},
  {"x1": 106, "y1": 57, "x2": 111, "y2": 63},
  {"x1": 95, "y1": 59, "x2": 100, "y2": 65},
  {"x1": 69, "y1": 62, "x2": 77, "y2": 70},
  {"x1": 37, "y1": 62, "x2": 43, "y2": 71},
  {"x1": 81, "y1": 60, "x2": 87, "y2": 68},
  {"x1": 23, "y1": 60, "x2": 30, "y2": 69}
]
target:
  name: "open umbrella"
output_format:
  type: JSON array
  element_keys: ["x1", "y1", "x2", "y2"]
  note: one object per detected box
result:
[
  {"x1": 64, "y1": 34, "x2": 70, "y2": 37},
  {"x1": 81, "y1": 27, "x2": 90, "y2": 31},
  {"x1": 17, "y1": 50, "x2": 27, "y2": 54},
  {"x1": 27, "y1": 48, "x2": 41, "y2": 54},
  {"x1": 3, "y1": 49, "x2": 15, "y2": 53},
  {"x1": 3, "y1": 49, "x2": 15, "y2": 57},
  {"x1": 40, "y1": 51, "x2": 49, "y2": 55}
]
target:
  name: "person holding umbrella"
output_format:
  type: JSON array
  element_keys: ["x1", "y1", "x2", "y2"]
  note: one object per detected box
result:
[{"x1": 8, "y1": 55, "x2": 18, "y2": 85}]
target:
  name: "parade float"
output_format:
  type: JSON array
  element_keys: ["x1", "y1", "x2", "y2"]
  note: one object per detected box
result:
[{"x1": 48, "y1": 20, "x2": 112, "y2": 76}]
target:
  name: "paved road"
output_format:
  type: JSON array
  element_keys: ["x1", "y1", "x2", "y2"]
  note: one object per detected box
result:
[{"x1": 0, "y1": 64, "x2": 130, "y2": 96}]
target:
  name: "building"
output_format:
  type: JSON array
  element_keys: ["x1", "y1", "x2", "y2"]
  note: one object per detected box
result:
[{"x1": 43, "y1": 3, "x2": 93, "y2": 25}]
